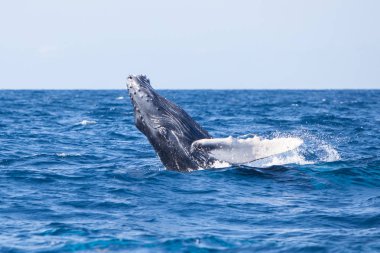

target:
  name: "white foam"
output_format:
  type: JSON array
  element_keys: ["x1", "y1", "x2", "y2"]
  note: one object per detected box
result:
[
  {"x1": 116, "y1": 96, "x2": 124, "y2": 100},
  {"x1": 247, "y1": 134, "x2": 340, "y2": 168},
  {"x1": 56, "y1": 153, "x2": 81, "y2": 157},
  {"x1": 79, "y1": 120, "x2": 96, "y2": 125},
  {"x1": 210, "y1": 160, "x2": 231, "y2": 169},
  {"x1": 319, "y1": 143, "x2": 341, "y2": 162}
]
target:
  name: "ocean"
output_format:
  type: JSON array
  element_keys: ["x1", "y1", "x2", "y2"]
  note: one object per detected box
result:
[{"x1": 0, "y1": 90, "x2": 379, "y2": 252}]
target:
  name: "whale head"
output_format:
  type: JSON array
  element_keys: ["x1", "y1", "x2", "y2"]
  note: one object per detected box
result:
[
  {"x1": 127, "y1": 74, "x2": 158, "y2": 130},
  {"x1": 126, "y1": 74, "x2": 212, "y2": 171}
]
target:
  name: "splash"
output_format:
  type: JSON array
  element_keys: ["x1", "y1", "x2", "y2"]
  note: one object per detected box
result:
[
  {"x1": 210, "y1": 160, "x2": 231, "y2": 169},
  {"x1": 318, "y1": 143, "x2": 341, "y2": 162},
  {"x1": 208, "y1": 132, "x2": 340, "y2": 169},
  {"x1": 250, "y1": 133, "x2": 340, "y2": 167}
]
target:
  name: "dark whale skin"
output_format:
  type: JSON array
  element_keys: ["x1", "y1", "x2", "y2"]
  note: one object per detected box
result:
[{"x1": 127, "y1": 75, "x2": 213, "y2": 172}]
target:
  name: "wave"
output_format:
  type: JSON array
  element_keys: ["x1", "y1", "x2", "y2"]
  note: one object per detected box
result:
[
  {"x1": 56, "y1": 153, "x2": 82, "y2": 157},
  {"x1": 79, "y1": 119, "x2": 97, "y2": 125}
]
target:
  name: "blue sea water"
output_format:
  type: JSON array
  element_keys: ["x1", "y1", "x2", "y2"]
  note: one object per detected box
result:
[{"x1": 0, "y1": 90, "x2": 379, "y2": 252}]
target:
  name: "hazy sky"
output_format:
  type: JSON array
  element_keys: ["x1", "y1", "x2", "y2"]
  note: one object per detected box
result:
[{"x1": 1, "y1": 0, "x2": 379, "y2": 89}]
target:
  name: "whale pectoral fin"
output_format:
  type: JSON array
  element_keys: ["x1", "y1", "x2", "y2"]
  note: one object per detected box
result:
[
  {"x1": 190, "y1": 138, "x2": 230, "y2": 153},
  {"x1": 191, "y1": 137, "x2": 303, "y2": 165}
]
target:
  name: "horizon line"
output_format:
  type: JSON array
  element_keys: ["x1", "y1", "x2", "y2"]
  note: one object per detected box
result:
[{"x1": 0, "y1": 88, "x2": 379, "y2": 91}]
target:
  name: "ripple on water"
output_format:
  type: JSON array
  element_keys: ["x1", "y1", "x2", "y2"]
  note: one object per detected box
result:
[{"x1": 0, "y1": 90, "x2": 379, "y2": 252}]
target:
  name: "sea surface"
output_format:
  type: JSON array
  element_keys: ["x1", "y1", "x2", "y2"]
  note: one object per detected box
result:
[{"x1": 0, "y1": 90, "x2": 379, "y2": 252}]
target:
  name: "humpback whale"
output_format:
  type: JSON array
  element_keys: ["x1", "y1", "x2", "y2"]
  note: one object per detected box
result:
[
  {"x1": 126, "y1": 75, "x2": 303, "y2": 172},
  {"x1": 127, "y1": 75, "x2": 214, "y2": 171}
]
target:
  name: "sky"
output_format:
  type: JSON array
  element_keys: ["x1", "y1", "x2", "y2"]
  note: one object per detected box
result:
[{"x1": 0, "y1": 0, "x2": 379, "y2": 89}]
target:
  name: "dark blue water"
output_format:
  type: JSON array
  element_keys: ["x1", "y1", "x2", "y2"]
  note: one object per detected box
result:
[{"x1": 1, "y1": 90, "x2": 379, "y2": 252}]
